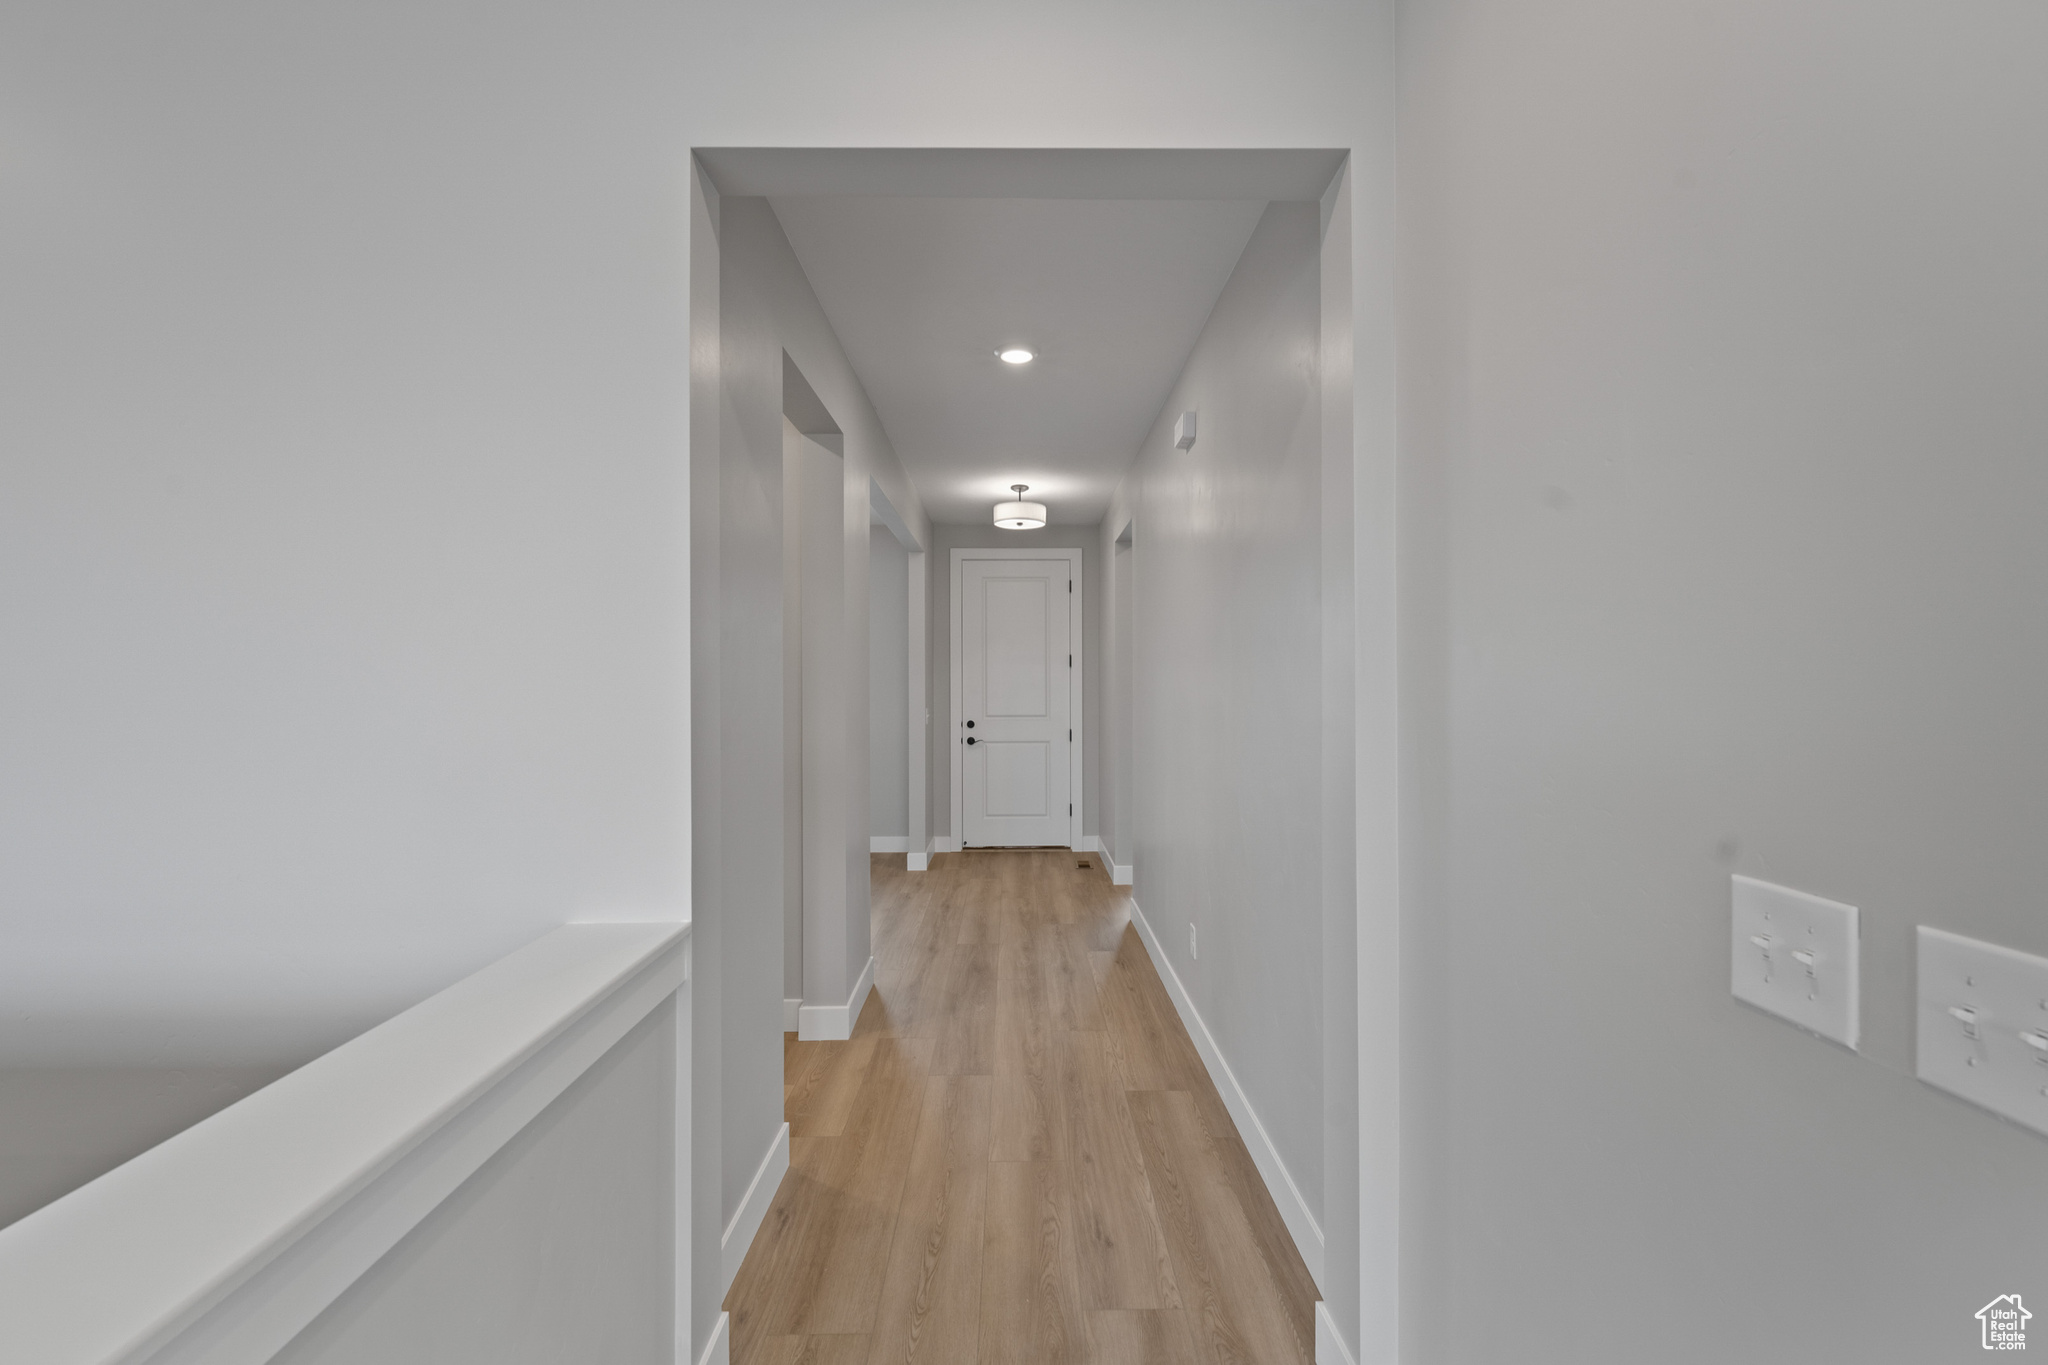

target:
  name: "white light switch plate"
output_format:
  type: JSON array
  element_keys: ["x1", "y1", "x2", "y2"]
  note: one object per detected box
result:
[
  {"x1": 1731, "y1": 875, "x2": 1859, "y2": 1048},
  {"x1": 1917, "y1": 927, "x2": 2048, "y2": 1137}
]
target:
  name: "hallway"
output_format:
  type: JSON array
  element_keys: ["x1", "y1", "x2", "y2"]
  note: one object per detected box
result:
[{"x1": 726, "y1": 852, "x2": 1318, "y2": 1365}]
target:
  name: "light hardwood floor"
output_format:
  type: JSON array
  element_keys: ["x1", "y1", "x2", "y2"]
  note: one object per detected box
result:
[{"x1": 726, "y1": 850, "x2": 1318, "y2": 1365}]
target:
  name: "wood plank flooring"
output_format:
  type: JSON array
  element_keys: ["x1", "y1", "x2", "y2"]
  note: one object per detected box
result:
[{"x1": 726, "y1": 851, "x2": 1318, "y2": 1365}]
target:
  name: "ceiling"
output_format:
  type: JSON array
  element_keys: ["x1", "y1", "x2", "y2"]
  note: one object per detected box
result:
[{"x1": 768, "y1": 194, "x2": 1271, "y2": 525}]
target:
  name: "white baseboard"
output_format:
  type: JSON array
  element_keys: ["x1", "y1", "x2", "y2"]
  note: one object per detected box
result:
[
  {"x1": 1127, "y1": 897, "x2": 1326, "y2": 1291},
  {"x1": 869, "y1": 835, "x2": 910, "y2": 853},
  {"x1": 721, "y1": 1122, "x2": 789, "y2": 1293},
  {"x1": 1315, "y1": 1302, "x2": 1357, "y2": 1365},
  {"x1": 1072, "y1": 833, "x2": 1133, "y2": 884},
  {"x1": 929, "y1": 835, "x2": 960, "y2": 855},
  {"x1": 796, "y1": 955, "x2": 875, "y2": 1041},
  {"x1": 907, "y1": 850, "x2": 929, "y2": 871},
  {"x1": 695, "y1": 1311, "x2": 730, "y2": 1365},
  {"x1": 1078, "y1": 837, "x2": 1134, "y2": 886},
  {"x1": 783, "y1": 997, "x2": 801, "y2": 1032}
]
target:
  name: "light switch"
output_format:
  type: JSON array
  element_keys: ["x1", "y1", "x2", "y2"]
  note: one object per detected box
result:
[
  {"x1": 1730, "y1": 875, "x2": 1859, "y2": 1048},
  {"x1": 1917, "y1": 927, "x2": 2048, "y2": 1138}
]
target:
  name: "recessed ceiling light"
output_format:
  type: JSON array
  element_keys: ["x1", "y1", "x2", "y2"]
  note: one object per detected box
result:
[{"x1": 997, "y1": 348, "x2": 1034, "y2": 365}]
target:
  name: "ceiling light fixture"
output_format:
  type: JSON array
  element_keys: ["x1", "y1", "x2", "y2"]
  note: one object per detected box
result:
[
  {"x1": 994, "y1": 484, "x2": 1047, "y2": 530},
  {"x1": 997, "y1": 347, "x2": 1035, "y2": 365}
]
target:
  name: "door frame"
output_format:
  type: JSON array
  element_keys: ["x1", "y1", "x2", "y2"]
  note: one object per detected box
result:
[
  {"x1": 868, "y1": 479, "x2": 928, "y2": 870},
  {"x1": 949, "y1": 546, "x2": 1083, "y2": 850},
  {"x1": 1107, "y1": 516, "x2": 1135, "y2": 884}
]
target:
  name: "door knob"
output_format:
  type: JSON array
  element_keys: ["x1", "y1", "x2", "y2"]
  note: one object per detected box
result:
[{"x1": 965, "y1": 736, "x2": 978, "y2": 745}]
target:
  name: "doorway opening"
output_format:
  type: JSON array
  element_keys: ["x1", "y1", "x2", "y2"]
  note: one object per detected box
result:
[
  {"x1": 781, "y1": 354, "x2": 874, "y2": 1044},
  {"x1": 695, "y1": 146, "x2": 1367, "y2": 1365}
]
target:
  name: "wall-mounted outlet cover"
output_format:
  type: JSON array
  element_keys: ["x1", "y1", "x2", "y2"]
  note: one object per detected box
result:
[
  {"x1": 1917, "y1": 926, "x2": 2048, "y2": 1138},
  {"x1": 1188, "y1": 922, "x2": 1198, "y2": 961},
  {"x1": 1731, "y1": 875, "x2": 1859, "y2": 1048}
]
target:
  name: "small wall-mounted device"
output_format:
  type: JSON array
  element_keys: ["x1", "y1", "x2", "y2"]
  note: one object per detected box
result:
[{"x1": 1174, "y1": 411, "x2": 1198, "y2": 450}]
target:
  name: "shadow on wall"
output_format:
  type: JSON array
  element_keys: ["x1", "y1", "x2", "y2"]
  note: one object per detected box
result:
[{"x1": 0, "y1": 1064, "x2": 296, "y2": 1229}]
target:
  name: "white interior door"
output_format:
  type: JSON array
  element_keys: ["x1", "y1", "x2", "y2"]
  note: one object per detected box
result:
[{"x1": 961, "y1": 558, "x2": 1072, "y2": 847}]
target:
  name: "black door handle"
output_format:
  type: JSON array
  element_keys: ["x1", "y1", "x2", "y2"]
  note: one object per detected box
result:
[{"x1": 965, "y1": 736, "x2": 978, "y2": 745}]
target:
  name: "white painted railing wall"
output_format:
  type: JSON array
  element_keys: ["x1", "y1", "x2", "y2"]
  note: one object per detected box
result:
[{"x1": 0, "y1": 923, "x2": 692, "y2": 1365}]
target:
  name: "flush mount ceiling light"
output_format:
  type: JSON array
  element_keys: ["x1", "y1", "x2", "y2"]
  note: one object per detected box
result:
[
  {"x1": 994, "y1": 484, "x2": 1047, "y2": 530},
  {"x1": 997, "y1": 347, "x2": 1035, "y2": 365}
]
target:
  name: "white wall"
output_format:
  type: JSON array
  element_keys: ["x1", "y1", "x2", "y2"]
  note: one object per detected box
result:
[
  {"x1": 4, "y1": 5, "x2": 1396, "y2": 1360},
  {"x1": 869, "y1": 526, "x2": 910, "y2": 840},
  {"x1": 0, "y1": 4, "x2": 705, "y2": 1275},
  {"x1": 1399, "y1": 0, "x2": 2048, "y2": 1358},
  {"x1": 714, "y1": 193, "x2": 926, "y2": 1291},
  {"x1": 0, "y1": 2, "x2": 694, "y2": 1070},
  {"x1": 0, "y1": 1067, "x2": 289, "y2": 1230},
  {"x1": 1101, "y1": 198, "x2": 1332, "y2": 1258}
]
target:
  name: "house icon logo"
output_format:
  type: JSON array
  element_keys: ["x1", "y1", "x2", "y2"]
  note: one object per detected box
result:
[{"x1": 1978, "y1": 1295, "x2": 2030, "y2": 1350}]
